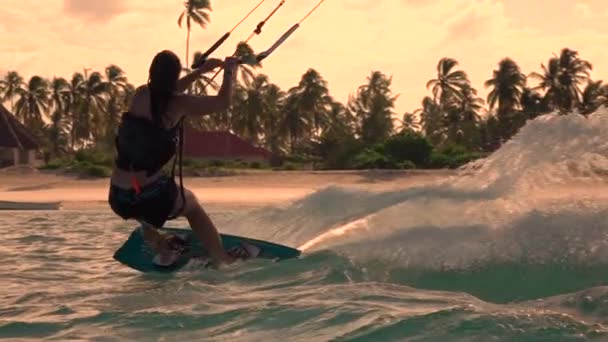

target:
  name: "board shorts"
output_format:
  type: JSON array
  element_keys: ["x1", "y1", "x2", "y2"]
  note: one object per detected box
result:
[{"x1": 108, "y1": 175, "x2": 179, "y2": 228}]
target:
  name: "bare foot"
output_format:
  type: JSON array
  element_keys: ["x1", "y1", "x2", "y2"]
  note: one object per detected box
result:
[
  {"x1": 146, "y1": 233, "x2": 183, "y2": 267},
  {"x1": 153, "y1": 250, "x2": 181, "y2": 266}
]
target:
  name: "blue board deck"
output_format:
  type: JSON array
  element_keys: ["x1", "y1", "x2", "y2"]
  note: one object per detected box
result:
[{"x1": 113, "y1": 226, "x2": 301, "y2": 273}]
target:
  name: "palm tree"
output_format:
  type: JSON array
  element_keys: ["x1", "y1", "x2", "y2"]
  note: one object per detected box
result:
[
  {"x1": 188, "y1": 51, "x2": 220, "y2": 95},
  {"x1": 50, "y1": 77, "x2": 70, "y2": 113},
  {"x1": 122, "y1": 83, "x2": 136, "y2": 108},
  {"x1": 261, "y1": 82, "x2": 287, "y2": 154},
  {"x1": 484, "y1": 58, "x2": 526, "y2": 139},
  {"x1": 556, "y1": 48, "x2": 593, "y2": 113},
  {"x1": 281, "y1": 89, "x2": 311, "y2": 152},
  {"x1": 66, "y1": 72, "x2": 85, "y2": 149},
  {"x1": 520, "y1": 87, "x2": 545, "y2": 119},
  {"x1": 398, "y1": 112, "x2": 420, "y2": 132},
  {"x1": 477, "y1": 115, "x2": 502, "y2": 152},
  {"x1": 316, "y1": 101, "x2": 357, "y2": 167},
  {"x1": 326, "y1": 101, "x2": 355, "y2": 135},
  {"x1": 530, "y1": 48, "x2": 592, "y2": 113},
  {"x1": 104, "y1": 65, "x2": 130, "y2": 142},
  {"x1": 177, "y1": 0, "x2": 212, "y2": 68},
  {"x1": 232, "y1": 74, "x2": 269, "y2": 143},
  {"x1": 0, "y1": 71, "x2": 25, "y2": 112},
  {"x1": 289, "y1": 69, "x2": 332, "y2": 139},
  {"x1": 47, "y1": 77, "x2": 70, "y2": 156},
  {"x1": 69, "y1": 71, "x2": 107, "y2": 147},
  {"x1": 193, "y1": 42, "x2": 261, "y2": 98},
  {"x1": 454, "y1": 84, "x2": 485, "y2": 148},
  {"x1": 45, "y1": 110, "x2": 69, "y2": 157},
  {"x1": 443, "y1": 106, "x2": 465, "y2": 144},
  {"x1": 484, "y1": 58, "x2": 526, "y2": 117},
  {"x1": 579, "y1": 80, "x2": 605, "y2": 115},
  {"x1": 458, "y1": 84, "x2": 485, "y2": 124},
  {"x1": 82, "y1": 71, "x2": 109, "y2": 142},
  {"x1": 601, "y1": 84, "x2": 608, "y2": 109},
  {"x1": 348, "y1": 71, "x2": 398, "y2": 144},
  {"x1": 14, "y1": 76, "x2": 50, "y2": 128},
  {"x1": 426, "y1": 57, "x2": 469, "y2": 109},
  {"x1": 209, "y1": 108, "x2": 232, "y2": 131},
  {"x1": 416, "y1": 96, "x2": 443, "y2": 144},
  {"x1": 233, "y1": 42, "x2": 261, "y2": 88},
  {"x1": 529, "y1": 57, "x2": 560, "y2": 112}
]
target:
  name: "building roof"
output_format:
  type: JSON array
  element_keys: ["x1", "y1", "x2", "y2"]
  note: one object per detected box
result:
[
  {"x1": 0, "y1": 103, "x2": 39, "y2": 150},
  {"x1": 182, "y1": 127, "x2": 273, "y2": 160}
]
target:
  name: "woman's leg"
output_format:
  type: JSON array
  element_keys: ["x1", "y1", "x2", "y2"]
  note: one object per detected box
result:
[
  {"x1": 137, "y1": 220, "x2": 161, "y2": 249},
  {"x1": 170, "y1": 188, "x2": 235, "y2": 265}
]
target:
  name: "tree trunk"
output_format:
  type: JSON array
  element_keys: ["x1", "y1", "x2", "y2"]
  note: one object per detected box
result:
[{"x1": 186, "y1": 29, "x2": 190, "y2": 68}]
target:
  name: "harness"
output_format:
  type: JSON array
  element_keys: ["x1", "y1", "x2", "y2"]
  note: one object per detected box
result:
[{"x1": 115, "y1": 112, "x2": 186, "y2": 219}]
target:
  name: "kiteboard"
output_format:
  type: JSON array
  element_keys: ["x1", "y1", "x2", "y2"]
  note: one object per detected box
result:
[{"x1": 113, "y1": 226, "x2": 301, "y2": 273}]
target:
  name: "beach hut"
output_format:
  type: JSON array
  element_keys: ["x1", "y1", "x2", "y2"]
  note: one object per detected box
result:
[
  {"x1": 182, "y1": 127, "x2": 273, "y2": 163},
  {"x1": 0, "y1": 103, "x2": 41, "y2": 167}
]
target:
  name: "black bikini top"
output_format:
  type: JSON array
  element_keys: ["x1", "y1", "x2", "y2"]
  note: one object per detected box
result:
[{"x1": 114, "y1": 112, "x2": 180, "y2": 176}]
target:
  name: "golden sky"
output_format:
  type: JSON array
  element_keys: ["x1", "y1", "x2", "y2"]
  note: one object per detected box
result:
[{"x1": 2, "y1": 0, "x2": 608, "y2": 116}]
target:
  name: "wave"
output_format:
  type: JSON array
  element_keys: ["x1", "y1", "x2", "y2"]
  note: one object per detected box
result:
[
  {"x1": 216, "y1": 110, "x2": 608, "y2": 303},
  {"x1": 455, "y1": 111, "x2": 608, "y2": 195}
]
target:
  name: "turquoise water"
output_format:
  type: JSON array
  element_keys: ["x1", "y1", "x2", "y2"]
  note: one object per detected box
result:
[{"x1": 4, "y1": 113, "x2": 608, "y2": 341}]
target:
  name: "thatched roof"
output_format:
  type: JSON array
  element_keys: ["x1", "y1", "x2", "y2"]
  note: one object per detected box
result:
[{"x1": 0, "y1": 103, "x2": 39, "y2": 150}]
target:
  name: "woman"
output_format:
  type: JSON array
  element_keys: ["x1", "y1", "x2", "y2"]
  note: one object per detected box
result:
[{"x1": 108, "y1": 50, "x2": 253, "y2": 267}]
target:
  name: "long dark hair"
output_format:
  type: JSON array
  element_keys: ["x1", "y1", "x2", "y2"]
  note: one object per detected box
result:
[{"x1": 147, "y1": 50, "x2": 182, "y2": 126}]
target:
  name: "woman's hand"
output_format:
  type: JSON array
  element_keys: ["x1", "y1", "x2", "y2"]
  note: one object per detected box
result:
[{"x1": 223, "y1": 56, "x2": 240, "y2": 73}]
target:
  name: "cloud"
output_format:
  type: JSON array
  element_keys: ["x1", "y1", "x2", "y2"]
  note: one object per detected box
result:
[
  {"x1": 574, "y1": 3, "x2": 592, "y2": 19},
  {"x1": 430, "y1": 0, "x2": 508, "y2": 49},
  {"x1": 444, "y1": 9, "x2": 492, "y2": 41},
  {"x1": 62, "y1": 0, "x2": 128, "y2": 22},
  {"x1": 400, "y1": 0, "x2": 437, "y2": 7},
  {"x1": 342, "y1": 0, "x2": 380, "y2": 11}
]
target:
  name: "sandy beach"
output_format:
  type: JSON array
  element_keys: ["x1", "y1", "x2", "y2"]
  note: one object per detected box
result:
[{"x1": 0, "y1": 167, "x2": 456, "y2": 210}]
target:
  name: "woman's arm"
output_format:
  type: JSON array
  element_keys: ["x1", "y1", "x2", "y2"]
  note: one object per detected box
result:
[
  {"x1": 175, "y1": 58, "x2": 224, "y2": 93},
  {"x1": 172, "y1": 58, "x2": 239, "y2": 117}
]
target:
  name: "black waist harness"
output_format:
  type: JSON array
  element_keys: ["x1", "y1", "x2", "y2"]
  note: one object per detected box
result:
[{"x1": 114, "y1": 112, "x2": 186, "y2": 219}]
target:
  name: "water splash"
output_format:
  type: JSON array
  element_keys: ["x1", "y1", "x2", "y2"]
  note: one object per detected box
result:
[
  {"x1": 456, "y1": 110, "x2": 608, "y2": 196},
  {"x1": 220, "y1": 109, "x2": 608, "y2": 302}
]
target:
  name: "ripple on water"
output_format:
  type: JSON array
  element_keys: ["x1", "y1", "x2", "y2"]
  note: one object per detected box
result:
[
  {"x1": 0, "y1": 321, "x2": 67, "y2": 339},
  {"x1": 4, "y1": 133, "x2": 608, "y2": 342}
]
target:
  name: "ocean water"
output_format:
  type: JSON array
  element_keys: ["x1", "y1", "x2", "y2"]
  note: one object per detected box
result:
[{"x1": 3, "y1": 110, "x2": 608, "y2": 341}]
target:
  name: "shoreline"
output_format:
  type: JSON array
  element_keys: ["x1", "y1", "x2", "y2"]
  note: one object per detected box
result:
[{"x1": 0, "y1": 168, "x2": 458, "y2": 210}]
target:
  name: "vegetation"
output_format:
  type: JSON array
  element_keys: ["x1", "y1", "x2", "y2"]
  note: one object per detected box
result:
[{"x1": 1, "y1": 2, "x2": 606, "y2": 177}]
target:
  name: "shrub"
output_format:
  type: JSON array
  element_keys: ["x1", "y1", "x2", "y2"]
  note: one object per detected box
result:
[
  {"x1": 428, "y1": 152, "x2": 456, "y2": 168},
  {"x1": 196, "y1": 166, "x2": 237, "y2": 177},
  {"x1": 181, "y1": 158, "x2": 207, "y2": 168},
  {"x1": 398, "y1": 160, "x2": 416, "y2": 169},
  {"x1": 249, "y1": 161, "x2": 269, "y2": 169},
  {"x1": 38, "y1": 159, "x2": 69, "y2": 170},
  {"x1": 69, "y1": 161, "x2": 112, "y2": 178},
  {"x1": 282, "y1": 162, "x2": 298, "y2": 170},
  {"x1": 317, "y1": 135, "x2": 366, "y2": 170},
  {"x1": 383, "y1": 131, "x2": 433, "y2": 166},
  {"x1": 427, "y1": 144, "x2": 485, "y2": 169},
  {"x1": 82, "y1": 164, "x2": 112, "y2": 177},
  {"x1": 74, "y1": 148, "x2": 114, "y2": 167},
  {"x1": 353, "y1": 148, "x2": 399, "y2": 169}
]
